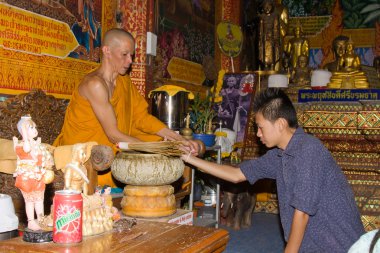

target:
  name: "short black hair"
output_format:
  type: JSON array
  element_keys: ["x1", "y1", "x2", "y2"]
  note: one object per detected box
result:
[{"x1": 253, "y1": 88, "x2": 298, "y2": 128}]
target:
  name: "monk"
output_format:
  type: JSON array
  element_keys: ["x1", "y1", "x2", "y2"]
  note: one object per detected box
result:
[{"x1": 54, "y1": 28, "x2": 198, "y2": 187}]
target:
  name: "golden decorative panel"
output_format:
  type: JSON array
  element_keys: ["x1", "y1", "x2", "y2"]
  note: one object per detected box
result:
[
  {"x1": 361, "y1": 215, "x2": 380, "y2": 232},
  {"x1": 120, "y1": 0, "x2": 148, "y2": 95},
  {"x1": 0, "y1": 49, "x2": 97, "y2": 98},
  {"x1": 299, "y1": 111, "x2": 358, "y2": 129},
  {"x1": 0, "y1": 1, "x2": 117, "y2": 98}
]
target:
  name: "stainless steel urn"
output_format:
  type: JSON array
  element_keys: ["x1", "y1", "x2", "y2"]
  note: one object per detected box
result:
[{"x1": 151, "y1": 91, "x2": 189, "y2": 131}]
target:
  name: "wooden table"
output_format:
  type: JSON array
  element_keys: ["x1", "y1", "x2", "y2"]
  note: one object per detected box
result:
[{"x1": 0, "y1": 220, "x2": 229, "y2": 253}]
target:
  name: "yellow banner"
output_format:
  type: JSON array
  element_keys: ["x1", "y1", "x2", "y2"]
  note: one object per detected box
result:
[
  {"x1": 0, "y1": 2, "x2": 78, "y2": 58},
  {"x1": 216, "y1": 21, "x2": 243, "y2": 58},
  {"x1": 167, "y1": 57, "x2": 205, "y2": 86},
  {"x1": 288, "y1": 16, "x2": 331, "y2": 36}
]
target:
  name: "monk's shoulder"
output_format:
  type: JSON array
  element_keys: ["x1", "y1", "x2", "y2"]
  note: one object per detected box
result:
[
  {"x1": 81, "y1": 74, "x2": 107, "y2": 91},
  {"x1": 79, "y1": 75, "x2": 107, "y2": 99},
  {"x1": 82, "y1": 73, "x2": 106, "y2": 88}
]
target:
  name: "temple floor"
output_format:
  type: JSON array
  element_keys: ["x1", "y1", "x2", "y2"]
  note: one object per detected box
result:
[{"x1": 221, "y1": 212, "x2": 285, "y2": 253}]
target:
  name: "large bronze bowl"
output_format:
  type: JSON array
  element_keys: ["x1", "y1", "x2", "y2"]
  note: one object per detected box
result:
[{"x1": 111, "y1": 153, "x2": 184, "y2": 186}]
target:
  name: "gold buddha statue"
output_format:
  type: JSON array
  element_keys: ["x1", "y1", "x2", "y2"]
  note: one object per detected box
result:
[
  {"x1": 323, "y1": 35, "x2": 349, "y2": 72},
  {"x1": 258, "y1": 0, "x2": 281, "y2": 71},
  {"x1": 328, "y1": 39, "x2": 369, "y2": 89},
  {"x1": 285, "y1": 23, "x2": 309, "y2": 69},
  {"x1": 338, "y1": 39, "x2": 361, "y2": 71},
  {"x1": 275, "y1": 0, "x2": 288, "y2": 40},
  {"x1": 291, "y1": 54, "x2": 311, "y2": 87}
]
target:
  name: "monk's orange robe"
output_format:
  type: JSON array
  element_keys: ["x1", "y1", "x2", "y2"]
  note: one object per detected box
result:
[{"x1": 54, "y1": 75, "x2": 166, "y2": 186}]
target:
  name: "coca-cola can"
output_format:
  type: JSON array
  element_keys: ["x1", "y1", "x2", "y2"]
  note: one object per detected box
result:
[{"x1": 53, "y1": 190, "x2": 83, "y2": 243}]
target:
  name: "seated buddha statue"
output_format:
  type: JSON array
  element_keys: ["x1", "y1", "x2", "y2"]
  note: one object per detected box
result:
[
  {"x1": 328, "y1": 39, "x2": 369, "y2": 89},
  {"x1": 291, "y1": 54, "x2": 311, "y2": 87},
  {"x1": 338, "y1": 40, "x2": 361, "y2": 72},
  {"x1": 323, "y1": 35, "x2": 348, "y2": 72}
]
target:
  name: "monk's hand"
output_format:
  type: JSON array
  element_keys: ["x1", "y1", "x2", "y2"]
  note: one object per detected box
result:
[
  {"x1": 178, "y1": 139, "x2": 205, "y2": 157},
  {"x1": 186, "y1": 139, "x2": 200, "y2": 156},
  {"x1": 157, "y1": 128, "x2": 200, "y2": 156}
]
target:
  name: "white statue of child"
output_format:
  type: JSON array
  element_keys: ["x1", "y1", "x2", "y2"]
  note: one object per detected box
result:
[{"x1": 13, "y1": 115, "x2": 54, "y2": 231}]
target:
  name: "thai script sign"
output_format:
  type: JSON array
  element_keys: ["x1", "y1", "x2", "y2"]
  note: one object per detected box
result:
[
  {"x1": 288, "y1": 16, "x2": 331, "y2": 36},
  {"x1": 167, "y1": 57, "x2": 206, "y2": 85},
  {"x1": 0, "y1": 2, "x2": 78, "y2": 58},
  {"x1": 298, "y1": 89, "x2": 380, "y2": 102}
]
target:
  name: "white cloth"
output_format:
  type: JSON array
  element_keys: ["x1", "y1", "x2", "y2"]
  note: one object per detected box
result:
[
  {"x1": 348, "y1": 229, "x2": 380, "y2": 253},
  {"x1": 0, "y1": 194, "x2": 19, "y2": 232}
]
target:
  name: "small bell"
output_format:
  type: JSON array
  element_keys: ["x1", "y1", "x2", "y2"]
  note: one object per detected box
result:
[{"x1": 180, "y1": 113, "x2": 193, "y2": 140}]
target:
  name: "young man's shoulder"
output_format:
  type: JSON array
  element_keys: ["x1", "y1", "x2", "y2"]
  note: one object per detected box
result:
[
  {"x1": 292, "y1": 128, "x2": 325, "y2": 151},
  {"x1": 294, "y1": 128, "x2": 320, "y2": 142}
]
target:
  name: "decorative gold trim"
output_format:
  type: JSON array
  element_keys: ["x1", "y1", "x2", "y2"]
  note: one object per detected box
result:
[{"x1": 0, "y1": 1, "x2": 118, "y2": 98}]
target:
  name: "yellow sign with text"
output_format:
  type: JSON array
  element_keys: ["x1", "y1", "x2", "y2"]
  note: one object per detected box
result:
[
  {"x1": 167, "y1": 57, "x2": 205, "y2": 86},
  {"x1": 0, "y1": 2, "x2": 78, "y2": 58},
  {"x1": 288, "y1": 16, "x2": 331, "y2": 36}
]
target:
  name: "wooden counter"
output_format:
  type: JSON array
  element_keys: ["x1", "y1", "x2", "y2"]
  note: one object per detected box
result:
[{"x1": 0, "y1": 220, "x2": 229, "y2": 253}]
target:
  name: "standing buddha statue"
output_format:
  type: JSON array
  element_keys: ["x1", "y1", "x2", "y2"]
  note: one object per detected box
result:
[
  {"x1": 285, "y1": 23, "x2": 309, "y2": 69},
  {"x1": 258, "y1": 0, "x2": 281, "y2": 71},
  {"x1": 275, "y1": 0, "x2": 289, "y2": 40}
]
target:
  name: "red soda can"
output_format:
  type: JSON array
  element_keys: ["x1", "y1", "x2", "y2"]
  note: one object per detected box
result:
[{"x1": 53, "y1": 190, "x2": 83, "y2": 243}]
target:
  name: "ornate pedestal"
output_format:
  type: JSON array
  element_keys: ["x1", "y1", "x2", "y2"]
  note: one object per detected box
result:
[
  {"x1": 112, "y1": 153, "x2": 184, "y2": 218},
  {"x1": 121, "y1": 185, "x2": 176, "y2": 217}
]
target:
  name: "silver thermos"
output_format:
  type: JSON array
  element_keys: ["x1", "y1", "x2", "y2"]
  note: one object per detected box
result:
[{"x1": 150, "y1": 90, "x2": 189, "y2": 131}]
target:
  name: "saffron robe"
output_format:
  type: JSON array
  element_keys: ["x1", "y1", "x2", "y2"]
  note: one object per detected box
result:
[{"x1": 54, "y1": 75, "x2": 166, "y2": 186}]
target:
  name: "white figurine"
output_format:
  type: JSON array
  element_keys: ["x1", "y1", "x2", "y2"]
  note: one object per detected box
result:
[{"x1": 13, "y1": 115, "x2": 54, "y2": 231}]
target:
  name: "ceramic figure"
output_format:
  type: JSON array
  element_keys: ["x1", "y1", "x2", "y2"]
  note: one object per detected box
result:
[
  {"x1": 64, "y1": 143, "x2": 90, "y2": 195},
  {"x1": 13, "y1": 115, "x2": 54, "y2": 231}
]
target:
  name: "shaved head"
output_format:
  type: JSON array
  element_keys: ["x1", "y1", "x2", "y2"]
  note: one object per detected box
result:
[
  {"x1": 100, "y1": 28, "x2": 135, "y2": 73},
  {"x1": 103, "y1": 28, "x2": 135, "y2": 48}
]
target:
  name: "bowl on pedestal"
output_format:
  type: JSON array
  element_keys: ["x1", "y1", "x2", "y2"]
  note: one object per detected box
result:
[{"x1": 111, "y1": 153, "x2": 185, "y2": 218}]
